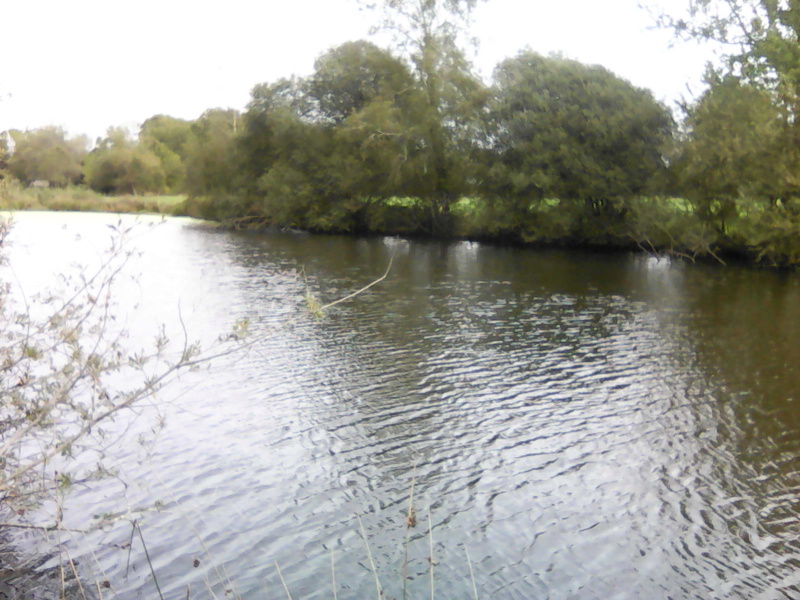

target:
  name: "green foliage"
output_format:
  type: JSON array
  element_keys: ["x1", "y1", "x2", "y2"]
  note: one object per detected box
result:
[
  {"x1": 656, "y1": 1, "x2": 800, "y2": 262},
  {"x1": 356, "y1": 0, "x2": 489, "y2": 232},
  {"x1": 7, "y1": 127, "x2": 88, "y2": 187},
  {"x1": 253, "y1": 114, "x2": 368, "y2": 231},
  {"x1": 0, "y1": 179, "x2": 179, "y2": 214},
  {"x1": 184, "y1": 109, "x2": 242, "y2": 197},
  {"x1": 658, "y1": 0, "x2": 800, "y2": 104},
  {"x1": 483, "y1": 52, "x2": 673, "y2": 215},
  {"x1": 140, "y1": 115, "x2": 193, "y2": 193},
  {"x1": 140, "y1": 115, "x2": 193, "y2": 159},
  {"x1": 672, "y1": 76, "x2": 794, "y2": 229},
  {"x1": 624, "y1": 196, "x2": 721, "y2": 258},
  {"x1": 730, "y1": 198, "x2": 800, "y2": 264},
  {"x1": 83, "y1": 128, "x2": 167, "y2": 194},
  {"x1": 307, "y1": 40, "x2": 416, "y2": 124},
  {"x1": 0, "y1": 134, "x2": 9, "y2": 181}
]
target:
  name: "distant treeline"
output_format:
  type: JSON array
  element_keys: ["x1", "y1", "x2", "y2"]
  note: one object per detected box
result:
[{"x1": 3, "y1": 38, "x2": 800, "y2": 266}]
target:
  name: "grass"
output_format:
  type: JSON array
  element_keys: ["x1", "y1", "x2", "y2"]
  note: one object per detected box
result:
[{"x1": 0, "y1": 180, "x2": 186, "y2": 216}]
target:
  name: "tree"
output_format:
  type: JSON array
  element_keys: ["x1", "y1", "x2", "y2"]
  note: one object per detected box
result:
[
  {"x1": 657, "y1": 1, "x2": 800, "y2": 208},
  {"x1": 7, "y1": 127, "x2": 87, "y2": 187},
  {"x1": 657, "y1": 0, "x2": 800, "y2": 100},
  {"x1": 482, "y1": 52, "x2": 673, "y2": 232},
  {"x1": 83, "y1": 128, "x2": 166, "y2": 195},
  {"x1": 139, "y1": 115, "x2": 193, "y2": 159},
  {"x1": 306, "y1": 40, "x2": 416, "y2": 125},
  {"x1": 656, "y1": 1, "x2": 800, "y2": 167},
  {"x1": 672, "y1": 75, "x2": 793, "y2": 223},
  {"x1": 236, "y1": 57, "x2": 409, "y2": 231},
  {"x1": 360, "y1": 0, "x2": 489, "y2": 232},
  {"x1": 184, "y1": 109, "x2": 242, "y2": 198},
  {"x1": 139, "y1": 115, "x2": 194, "y2": 193}
]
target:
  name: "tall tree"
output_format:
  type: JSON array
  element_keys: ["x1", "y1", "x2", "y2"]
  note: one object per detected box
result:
[
  {"x1": 672, "y1": 75, "x2": 793, "y2": 226},
  {"x1": 140, "y1": 115, "x2": 193, "y2": 192},
  {"x1": 184, "y1": 109, "x2": 241, "y2": 197},
  {"x1": 658, "y1": 1, "x2": 800, "y2": 217},
  {"x1": 7, "y1": 127, "x2": 87, "y2": 186},
  {"x1": 238, "y1": 49, "x2": 420, "y2": 231},
  {"x1": 360, "y1": 0, "x2": 488, "y2": 232}
]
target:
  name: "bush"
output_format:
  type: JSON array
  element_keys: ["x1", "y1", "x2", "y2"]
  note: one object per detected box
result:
[{"x1": 0, "y1": 217, "x2": 246, "y2": 534}]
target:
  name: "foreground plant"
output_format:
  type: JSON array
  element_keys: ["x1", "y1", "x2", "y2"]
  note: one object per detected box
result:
[{"x1": 0, "y1": 217, "x2": 247, "y2": 528}]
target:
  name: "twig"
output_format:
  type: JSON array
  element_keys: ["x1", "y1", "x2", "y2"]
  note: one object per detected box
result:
[
  {"x1": 402, "y1": 462, "x2": 418, "y2": 600},
  {"x1": 0, "y1": 522, "x2": 88, "y2": 533},
  {"x1": 357, "y1": 514, "x2": 383, "y2": 600},
  {"x1": 275, "y1": 561, "x2": 294, "y2": 600},
  {"x1": 64, "y1": 546, "x2": 89, "y2": 600},
  {"x1": 331, "y1": 547, "x2": 338, "y2": 600},
  {"x1": 125, "y1": 521, "x2": 136, "y2": 578},
  {"x1": 428, "y1": 507, "x2": 434, "y2": 600},
  {"x1": 134, "y1": 520, "x2": 165, "y2": 600},
  {"x1": 464, "y1": 545, "x2": 478, "y2": 600},
  {"x1": 320, "y1": 251, "x2": 395, "y2": 311},
  {"x1": 151, "y1": 470, "x2": 238, "y2": 596},
  {"x1": 66, "y1": 526, "x2": 120, "y2": 600},
  {"x1": 60, "y1": 553, "x2": 67, "y2": 600}
]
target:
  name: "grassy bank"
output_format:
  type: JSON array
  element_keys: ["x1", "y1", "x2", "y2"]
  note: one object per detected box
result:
[{"x1": 0, "y1": 180, "x2": 185, "y2": 215}]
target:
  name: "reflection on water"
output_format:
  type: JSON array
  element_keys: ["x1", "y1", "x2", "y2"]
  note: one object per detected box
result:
[{"x1": 5, "y1": 213, "x2": 800, "y2": 599}]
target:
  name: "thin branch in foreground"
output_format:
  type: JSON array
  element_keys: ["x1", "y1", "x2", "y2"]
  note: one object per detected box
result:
[
  {"x1": 465, "y1": 545, "x2": 479, "y2": 600},
  {"x1": 428, "y1": 506, "x2": 434, "y2": 600},
  {"x1": 134, "y1": 520, "x2": 165, "y2": 600},
  {"x1": 357, "y1": 513, "x2": 383, "y2": 600},
  {"x1": 403, "y1": 461, "x2": 418, "y2": 600},
  {"x1": 275, "y1": 561, "x2": 294, "y2": 600},
  {"x1": 331, "y1": 547, "x2": 338, "y2": 600},
  {"x1": 65, "y1": 545, "x2": 90, "y2": 600}
]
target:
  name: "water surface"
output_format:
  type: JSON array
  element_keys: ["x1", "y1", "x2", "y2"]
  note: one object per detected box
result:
[{"x1": 6, "y1": 212, "x2": 800, "y2": 599}]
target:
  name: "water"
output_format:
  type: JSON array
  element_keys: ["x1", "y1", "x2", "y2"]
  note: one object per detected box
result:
[{"x1": 4, "y1": 212, "x2": 800, "y2": 599}]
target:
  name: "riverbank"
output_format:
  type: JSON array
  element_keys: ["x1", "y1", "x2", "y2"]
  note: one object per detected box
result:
[
  {"x1": 0, "y1": 534, "x2": 91, "y2": 600},
  {"x1": 180, "y1": 193, "x2": 800, "y2": 269},
  {"x1": 0, "y1": 181, "x2": 184, "y2": 215},
  {"x1": 3, "y1": 182, "x2": 800, "y2": 268}
]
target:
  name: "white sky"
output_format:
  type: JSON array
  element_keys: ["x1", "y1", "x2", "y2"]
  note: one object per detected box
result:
[{"x1": 1, "y1": 0, "x2": 716, "y2": 142}]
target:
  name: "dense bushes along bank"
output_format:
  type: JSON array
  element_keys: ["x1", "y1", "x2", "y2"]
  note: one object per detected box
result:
[{"x1": 179, "y1": 193, "x2": 800, "y2": 268}]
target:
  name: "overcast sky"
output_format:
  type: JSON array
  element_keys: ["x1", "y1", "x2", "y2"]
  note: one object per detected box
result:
[{"x1": 1, "y1": 0, "x2": 716, "y2": 141}]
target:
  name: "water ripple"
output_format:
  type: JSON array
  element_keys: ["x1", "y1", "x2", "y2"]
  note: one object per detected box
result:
[{"x1": 7, "y1": 215, "x2": 800, "y2": 599}]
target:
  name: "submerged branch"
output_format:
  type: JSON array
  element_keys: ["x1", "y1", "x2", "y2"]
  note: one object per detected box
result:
[{"x1": 319, "y1": 251, "x2": 395, "y2": 311}]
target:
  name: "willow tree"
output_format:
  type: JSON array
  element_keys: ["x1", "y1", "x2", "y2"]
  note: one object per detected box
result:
[{"x1": 361, "y1": 0, "x2": 489, "y2": 233}]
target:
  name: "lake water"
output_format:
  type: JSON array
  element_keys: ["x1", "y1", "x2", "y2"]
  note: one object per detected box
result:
[{"x1": 5, "y1": 212, "x2": 800, "y2": 599}]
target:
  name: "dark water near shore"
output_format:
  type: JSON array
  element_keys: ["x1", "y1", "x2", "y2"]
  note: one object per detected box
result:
[{"x1": 5, "y1": 212, "x2": 800, "y2": 599}]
